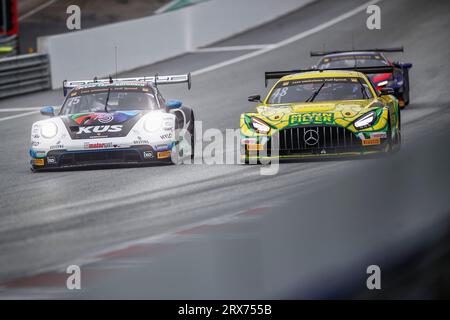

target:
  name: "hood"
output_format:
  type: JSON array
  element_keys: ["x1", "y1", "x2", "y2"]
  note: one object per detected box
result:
[
  {"x1": 254, "y1": 100, "x2": 382, "y2": 129},
  {"x1": 62, "y1": 111, "x2": 142, "y2": 139}
]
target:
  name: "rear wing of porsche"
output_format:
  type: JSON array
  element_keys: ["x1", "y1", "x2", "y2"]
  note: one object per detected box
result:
[
  {"x1": 63, "y1": 73, "x2": 191, "y2": 96},
  {"x1": 264, "y1": 66, "x2": 394, "y2": 87},
  {"x1": 310, "y1": 47, "x2": 404, "y2": 57}
]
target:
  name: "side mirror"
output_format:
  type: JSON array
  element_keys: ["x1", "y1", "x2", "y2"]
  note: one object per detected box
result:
[
  {"x1": 401, "y1": 62, "x2": 412, "y2": 69},
  {"x1": 394, "y1": 62, "x2": 412, "y2": 69},
  {"x1": 165, "y1": 99, "x2": 182, "y2": 109},
  {"x1": 40, "y1": 106, "x2": 55, "y2": 117},
  {"x1": 248, "y1": 95, "x2": 261, "y2": 103},
  {"x1": 379, "y1": 87, "x2": 394, "y2": 95}
]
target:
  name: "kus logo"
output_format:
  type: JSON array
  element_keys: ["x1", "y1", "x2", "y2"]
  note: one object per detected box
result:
[
  {"x1": 76, "y1": 125, "x2": 123, "y2": 134},
  {"x1": 289, "y1": 112, "x2": 334, "y2": 126}
]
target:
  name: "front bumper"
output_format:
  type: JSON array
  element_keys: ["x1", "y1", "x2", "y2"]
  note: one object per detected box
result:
[
  {"x1": 241, "y1": 125, "x2": 390, "y2": 160},
  {"x1": 30, "y1": 145, "x2": 172, "y2": 170}
]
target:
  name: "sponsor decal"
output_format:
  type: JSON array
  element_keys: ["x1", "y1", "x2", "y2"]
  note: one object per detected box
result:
[
  {"x1": 96, "y1": 113, "x2": 114, "y2": 124},
  {"x1": 50, "y1": 144, "x2": 64, "y2": 150},
  {"x1": 287, "y1": 77, "x2": 358, "y2": 86},
  {"x1": 31, "y1": 141, "x2": 39, "y2": 147},
  {"x1": 143, "y1": 151, "x2": 154, "y2": 159},
  {"x1": 160, "y1": 133, "x2": 173, "y2": 140},
  {"x1": 362, "y1": 138, "x2": 381, "y2": 146},
  {"x1": 157, "y1": 150, "x2": 171, "y2": 159},
  {"x1": 76, "y1": 125, "x2": 123, "y2": 135},
  {"x1": 370, "y1": 132, "x2": 387, "y2": 139},
  {"x1": 289, "y1": 112, "x2": 334, "y2": 126},
  {"x1": 33, "y1": 158, "x2": 45, "y2": 166},
  {"x1": 247, "y1": 144, "x2": 264, "y2": 151},
  {"x1": 133, "y1": 139, "x2": 150, "y2": 145},
  {"x1": 84, "y1": 142, "x2": 113, "y2": 149},
  {"x1": 241, "y1": 138, "x2": 258, "y2": 144},
  {"x1": 154, "y1": 144, "x2": 169, "y2": 151},
  {"x1": 70, "y1": 111, "x2": 139, "y2": 125},
  {"x1": 47, "y1": 156, "x2": 57, "y2": 164}
]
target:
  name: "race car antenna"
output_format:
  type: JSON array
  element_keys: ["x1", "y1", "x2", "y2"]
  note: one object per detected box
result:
[
  {"x1": 351, "y1": 33, "x2": 358, "y2": 71},
  {"x1": 115, "y1": 46, "x2": 118, "y2": 80}
]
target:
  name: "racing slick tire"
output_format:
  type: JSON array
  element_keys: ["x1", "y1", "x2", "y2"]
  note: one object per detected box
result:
[
  {"x1": 402, "y1": 68, "x2": 410, "y2": 106},
  {"x1": 186, "y1": 110, "x2": 195, "y2": 161},
  {"x1": 172, "y1": 107, "x2": 195, "y2": 164},
  {"x1": 387, "y1": 114, "x2": 401, "y2": 153}
]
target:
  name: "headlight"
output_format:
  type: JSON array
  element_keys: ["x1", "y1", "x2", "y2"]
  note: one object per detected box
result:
[
  {"x1": 251, "y1": 117, "x2": 271, "y2": 134},
  {"x1": 353, "y1": 111, "x2": 377, "y2": 130},
  {"x1": 144, "y1": 116, "x2": 173, "y2": 132},
  {"x1": 144, "y1": 117, "x2": 163, "y2": 132},
  {"x1": 40, "y1": 122, "x2": 58, "y2": 138}
]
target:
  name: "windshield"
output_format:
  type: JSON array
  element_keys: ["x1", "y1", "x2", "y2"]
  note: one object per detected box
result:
[
  {"x1": 60, "y1": 87, "x2": 159, "y2": 115},
  {"x1": 267, "y1": 77, "x2": 373, "y2": 104},
  {"x1": 318, "y1": 54, "x2": 390, "y2": 69}
]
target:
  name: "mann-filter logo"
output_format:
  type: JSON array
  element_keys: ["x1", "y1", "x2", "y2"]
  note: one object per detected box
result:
[
  {"x1": 76, "y1": 125, "x2": 123, "y2": 134},
  {"x1": 289, "y1": 112, "x2": 334, "y2": 126}
]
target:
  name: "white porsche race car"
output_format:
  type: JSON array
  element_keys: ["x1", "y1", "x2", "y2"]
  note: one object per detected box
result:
[{"x1": 30, "y1": 74, "x2": 195, "y2": 171}]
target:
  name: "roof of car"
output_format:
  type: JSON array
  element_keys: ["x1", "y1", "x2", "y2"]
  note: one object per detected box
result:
[
  {"x1": 321, "y1": 51, "x2": 383, "y2": 58},
  {"x1": 279, "y1": 70, "x2": 365, "y2": 81}
]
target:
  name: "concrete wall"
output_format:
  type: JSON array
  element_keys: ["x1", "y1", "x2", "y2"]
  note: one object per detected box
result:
[{"x1": 38, "y1": 0, "x2": 314, "y2": 89}]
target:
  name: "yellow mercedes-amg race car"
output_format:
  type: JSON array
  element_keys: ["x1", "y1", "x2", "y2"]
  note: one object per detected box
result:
[{"x1": 240, "y1": 67, "x2": 401, "y2": 162}]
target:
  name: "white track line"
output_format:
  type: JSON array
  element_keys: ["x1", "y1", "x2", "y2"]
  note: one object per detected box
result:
[
  {"x1": 192, "y1": 44, "x2": 275, "y2": 52},
  {"x1": 18, "y1": 0, "x2": 58, "y2": 22},
  {"x1": 0, "y1": 110, "x2": 40, "y2": 122},
  {"x1": 192, "y1": 0, "x2": 381, "y2": 76}
]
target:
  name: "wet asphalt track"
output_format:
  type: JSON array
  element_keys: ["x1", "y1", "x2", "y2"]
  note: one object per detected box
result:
[{"x1": 0, "y1": 0, "x2": 450, "y2": 298}]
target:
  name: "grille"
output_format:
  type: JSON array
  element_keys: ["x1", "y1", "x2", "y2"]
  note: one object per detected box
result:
[
  {"x1": 272, "y1": 126, "x2": 361, "y2": 155},
  {"x1": 59, "y1": 150, "x2": 141, "y2": 166}
]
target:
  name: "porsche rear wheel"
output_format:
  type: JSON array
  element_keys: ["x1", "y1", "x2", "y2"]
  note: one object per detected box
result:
[{"x1": 188, "y1": 111, "x2": 195, "y2": 161}]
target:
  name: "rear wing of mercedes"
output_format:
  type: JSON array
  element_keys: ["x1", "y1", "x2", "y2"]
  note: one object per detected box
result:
[
  {"x1": 310, "y1": 47, "x2": 404, "y2": 57},
  {"x1": 63, "y1": 73, "x2": 192, "y2": 96},
  {"x1": 264, "y1": 67, "x2": 394, "y2": 87}
]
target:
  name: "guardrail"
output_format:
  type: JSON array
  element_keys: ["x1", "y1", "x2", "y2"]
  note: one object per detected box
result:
[
  {"x1": 0, "y1": 53, "x2": 51, "y2": 99},
  {"x1": 0, "y1": 34, "x2": 19, "y2": 57}
]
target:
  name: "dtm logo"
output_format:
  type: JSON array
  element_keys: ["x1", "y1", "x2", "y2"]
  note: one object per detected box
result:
[{"x1": 76, "y1": 125, "x2": 123, "y2": 134}]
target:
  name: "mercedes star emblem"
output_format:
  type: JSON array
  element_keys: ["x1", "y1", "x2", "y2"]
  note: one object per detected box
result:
[{"x1": 304, "y1": 129, "x2": 320, "y2": 146}]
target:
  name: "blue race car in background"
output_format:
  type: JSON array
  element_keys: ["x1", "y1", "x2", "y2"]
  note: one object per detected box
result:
[{"x1": 311, "y1": 47, "x2": 412, "y2": 108}]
